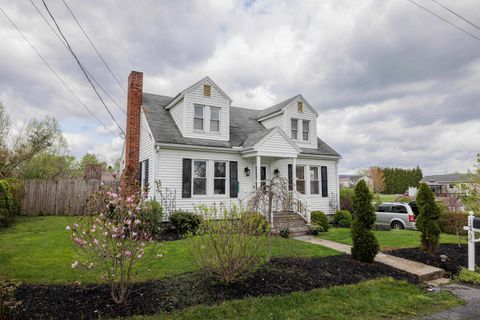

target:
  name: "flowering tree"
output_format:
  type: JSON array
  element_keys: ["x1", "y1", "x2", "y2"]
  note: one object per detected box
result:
[{"x1": 68, "y1": 189, "x2": 156, "y2": 304}]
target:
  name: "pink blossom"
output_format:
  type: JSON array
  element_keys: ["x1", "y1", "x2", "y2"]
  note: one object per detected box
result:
[
  {"x1": 124, "y1": 251, "x2": 132, "y2": 257},
  {"x1": 126, "y1": 196, "x2": 133, "y2": 203},
  {"x1": 65, "y1": 226, "x2": 71, "y2": 231},
  {"x1": 71, "y1": 261, "x2": 79, "y2": 269},
  {"x1": 93, "y1": 238, "x2": 99, "y2": 245},
  {"x1": 134, "y1": 219, "x2": 141, "y2": 225},
  {"x1": 73, "y1": 237, "x2": 86, "y2": 246}
]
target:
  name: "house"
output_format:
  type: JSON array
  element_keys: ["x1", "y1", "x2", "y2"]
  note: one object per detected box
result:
[
  {"x1": 422, "y1": 174, "x2": 470, "y2": 197},
  {"x1": 122, "y1": 71, "x2": 341, "y2": 233},
  {"x1": 339, "y1": 174, "x2": 372, "y2": 189}
]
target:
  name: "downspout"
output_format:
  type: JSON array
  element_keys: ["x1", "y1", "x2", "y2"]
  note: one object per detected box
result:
[{"x1": 153, "y1": 144, "x2": 160, "y2": 200}]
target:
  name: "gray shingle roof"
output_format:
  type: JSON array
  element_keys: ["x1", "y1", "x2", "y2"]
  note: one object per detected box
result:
[
  {"x1": 256, "y1": 95, "x2": 299, "y2": 119},
  {"x1": 142, "y1": 92, "x2": 340, "y2": 157},
  {"x1": 422, "y1": 174, "x2": 470, "y2": 183}
]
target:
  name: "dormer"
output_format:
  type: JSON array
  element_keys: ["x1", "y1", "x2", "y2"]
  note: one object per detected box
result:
[
  {"x1": 165, "y1": 77, "x2": 232, "y2": 141},
  {"x1": 257, "y1": 95, "x2": 318, "y2": 149}
]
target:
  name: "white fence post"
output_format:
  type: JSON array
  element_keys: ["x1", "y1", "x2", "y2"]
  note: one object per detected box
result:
[{"x1": 464, "y1": 211, "x2": 480, "y2": 272}]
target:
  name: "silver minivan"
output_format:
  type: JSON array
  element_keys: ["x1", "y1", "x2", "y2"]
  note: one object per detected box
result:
[{"x1": 375, "y1": 202, "x2": 418, "y2": 230}]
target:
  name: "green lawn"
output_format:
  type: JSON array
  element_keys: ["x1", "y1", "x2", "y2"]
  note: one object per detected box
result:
[
  {"x1": 130, "y1": 278, "x2": 461, "y2": 320},
  {"x1": 320, "y1": 227, "x2": 466, "y2": 250},
  {"x1": 0, "y1": 216, "x2": 339, "y2": 284},
  {"x1": 375, "y1": 194, "x2": 402, "y2": 203}
]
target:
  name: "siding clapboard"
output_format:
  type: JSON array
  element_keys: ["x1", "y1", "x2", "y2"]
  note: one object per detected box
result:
[{"x1": 139, "y1": 110, "x2": 154, "y2": 197}]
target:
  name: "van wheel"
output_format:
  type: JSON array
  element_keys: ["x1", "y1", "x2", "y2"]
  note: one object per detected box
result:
[{"x1": 391, "y1": 221, "x2": 404, "y2": 230}]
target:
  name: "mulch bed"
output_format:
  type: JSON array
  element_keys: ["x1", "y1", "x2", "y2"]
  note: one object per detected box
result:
[
  {"x1": 386, "y1": 243, "x2": 480, "y2": 276},
  {"x1": 10, "y1": 255, "x2": 419, "y2": 320}
]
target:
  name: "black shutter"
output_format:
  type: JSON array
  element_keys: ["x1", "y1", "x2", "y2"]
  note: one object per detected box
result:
[
  {"x1": 138, "y1": 162, "x2": 143, "y2": 184},
  {"x1": 288, "y1": 164, "x2": 293, "y2": 191},
  {"x1": 144, "y1": 159, "x2": 149, "y2": 187},
  {"x1": 182, "y1": 159, "x2": 192, "y2": 198},
  {"x1": 321, "y1": 166, "x2": 328, "y2": 197},
  {"x1": 230, "y1": 161, "x2": 238, "y2": 198}
]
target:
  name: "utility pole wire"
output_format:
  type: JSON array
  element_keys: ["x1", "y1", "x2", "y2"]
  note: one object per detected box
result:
[
  {"x1": 408, "y1": 0, "x2": 480, "y2": 41},
  {"x1": 431, "y1": 0, "x2": 480, "y2": 31},
  {"x1": 41, "y1": 0, "x2": 126, "y2": 137},
  {"x1": 28, "y1": 0, "x2": 126, "y2": 115},
  {"x1": 62, "y1": 0, "x2": 127, "y2": 95},
  {"x1": 0, "y1": 6, "x2": 119, "y2": 139}
]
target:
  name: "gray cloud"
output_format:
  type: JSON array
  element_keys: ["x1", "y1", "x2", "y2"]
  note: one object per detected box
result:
[{"x1": 0, "y1": 0, "x2": 478, "y2": 173}]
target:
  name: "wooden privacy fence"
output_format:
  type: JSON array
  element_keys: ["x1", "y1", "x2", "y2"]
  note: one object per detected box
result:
[{"x1": 22, "y1": 179, "x2": 113, "y2": 215}]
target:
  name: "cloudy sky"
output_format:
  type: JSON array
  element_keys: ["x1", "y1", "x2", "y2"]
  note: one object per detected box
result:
[{"x1": 1, "y1": 0, "x2": 479, "y2": 174}]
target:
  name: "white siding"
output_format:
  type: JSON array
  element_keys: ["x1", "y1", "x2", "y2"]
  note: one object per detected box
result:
[
  {"x1": 284, "y1": 98, "x2": 318, "y2": 149},
  {"x1": 155, "y1": 148, "x2": 253, "y2": 212},
  {"x1": 169, "y1": 99, "x2": 184, "y2": 135},
  {"x1": 183, "y1": 80, "x2": 230, "y2": 141},
  {"x1": 261, "y1": 113, "x2": 284, "y2": 130},
  {"x1": 139, "y1": 110, "x2": 155, "y2": 197},
  {"x1": 255, "y1": 131, "x2": 298, "y2": 157}
]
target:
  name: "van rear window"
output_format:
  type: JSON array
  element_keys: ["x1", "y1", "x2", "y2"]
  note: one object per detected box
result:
[{"x1": 391, "y1": 205, "x2": 408, "y2": 213}]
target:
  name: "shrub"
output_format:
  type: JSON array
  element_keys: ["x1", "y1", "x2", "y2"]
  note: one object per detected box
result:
[
  {"x1": 279, "y1": 227, "x2": 290, "y2": 238},
  {"x1": 187, "y1": 205, "x2": 269, "y2": 284},
  {"x1": 351, "y1": 180, "x2": 379, "y2": 263},
  {"x1": 308, "y1": 224, "x2": 323, "y2": 235},
  {"x1": 439, "y1": 211, "x2": 467, "y2": 236},
  {"x1": 69, "y1": 190, "x2": 156, "y2": 304},
  {"x1": 334, "y1": 210, "x2": 352, "y2": 227},
  {"x1": 5, "y1": 178, "x2": 24, "y2": 216},
  {"x1": 138, "y1": 200, "x2": 163, "y2": 237},
  {"x1": 416, "y1": 183, "x2": 441, "y2": 253},
  {"x1": 169, "y1": 211, "x2": 202, "y2": 236},
  {"x1": 0, "y1": 180, "x2": 14, "y2": 228},
  {"x1": 340, "y1": 188, "x2": 354, "y2": 213},
  {"x1": 311, "y1": 210, "x2": 329, "y2": 231}
]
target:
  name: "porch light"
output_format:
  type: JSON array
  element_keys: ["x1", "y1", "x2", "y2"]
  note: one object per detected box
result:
[
  {"x1": 274, "y1": 168, "x2": 280, "y2": 176},
  {"x1": 244, "y1": 167, "x2": 250, "y2": 176}
]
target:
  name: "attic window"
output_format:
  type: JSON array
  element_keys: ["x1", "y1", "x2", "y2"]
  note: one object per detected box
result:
[
  {"x1": 297, "y1": 101, "x2": 304, "y2": 112},
  {"x1": 203, "y1": 84, "x2": 211, "y2": 97}
]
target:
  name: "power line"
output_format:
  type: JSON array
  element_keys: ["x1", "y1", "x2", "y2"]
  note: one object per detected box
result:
[
  {"x1": 61, "y1": 0, "x2": 127, "y2": 95},
  {"x1": 28, "y1": 0, "x2": 126, "y2": 115},
  {"x1": 41, "y1": 0, "x2": 126, "y2": 137},
  {"x1": 431, "y1": 0, "x2": 480, "y2": 31},
  {"x1": 407, "y1": 0, "x2": 480, "y2": 41},
  {"x1": 0, "y1": 6, "x2": 119, "y2": 139}
]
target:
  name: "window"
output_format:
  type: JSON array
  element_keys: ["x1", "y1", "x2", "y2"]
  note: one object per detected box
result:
[
  {"x1": 310, "y1": 167, "x2": 319, "y2": 194},
  {"x1": 210, "y1": 107, "x2": 220, "y2": 132},
  {"x1": 194, "y1": 105, "x2": 204, "y2": 130},
  {"x1": 291, "y1": 119, "x2": 298, "y2": 140},
  {"x1": 377, "y1": 205, "x2": 391, "y2": 212},
  {"x1": 193, "y1": 160, "x2": 207, "y2": 195},
  {"x1": 203, "y1": 84, "x2": 211, "y2": 97},
  {"x1": 297, "y1": 101, "x2": 304, "y2": 112},
  {"x1": 296, "y1": 165, "x2": 305, "y2": 194},
  {"x1": 391, "y1": 205, "x2": 408, "y2": 214},
  {"x1": 214, "y1": 161, "x2": 226, "y2": 194},
  {"x1": 302, "y1": 120, "x2": 309, "y2": 141}
]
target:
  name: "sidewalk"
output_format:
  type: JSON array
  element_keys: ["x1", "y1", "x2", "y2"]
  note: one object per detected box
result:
[{"x1": 295, "y1": 236, "x2": 445, "y2": 281}]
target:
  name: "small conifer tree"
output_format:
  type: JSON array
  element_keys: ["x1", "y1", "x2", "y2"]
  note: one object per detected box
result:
[
  {"x1": 416, "y1": 183, "x2": 441, "y2": 253},
  {"x1": 351, "y1": 180, "x2": 379, "y2": 263}
]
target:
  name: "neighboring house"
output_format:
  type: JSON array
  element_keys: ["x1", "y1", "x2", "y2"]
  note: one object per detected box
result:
[
  {"x1": 122, "y1": 71, "x2": 341, "y2": 232},
  {"x1": 339, "y1": 174, "x2": 372, "y2": 189},
  {"x1": 422, "y1": 174, "x2": 470, "y2": 197}
]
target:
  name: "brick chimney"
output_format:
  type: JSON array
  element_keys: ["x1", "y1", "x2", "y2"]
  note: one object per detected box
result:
[{"x1": 122, "y1": 71, "x2": 143, "y2": 193}]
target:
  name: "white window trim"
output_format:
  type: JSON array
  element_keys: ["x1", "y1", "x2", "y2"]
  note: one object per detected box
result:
[
  {"x1": 191, "y1": 159, "x2": 230, "y2": 198},
  {"x1": 310, "y1": 166, "x2": 320, "y2": 195},
  {"x1": 213, "y1": 160, "x2": 228, "y2": 195},
  {"x1": 296, "y1": 165, "x2": 305, "y2": 194},
  {"x1": 193, "y1": 105, "x2": 205, "y2": 132}
]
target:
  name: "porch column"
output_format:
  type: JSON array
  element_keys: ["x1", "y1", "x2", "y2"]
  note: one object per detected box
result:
[
  {"x1": 292, "y1": 157, "x2": 296, "y2": 191},
  {"x1": 256, "y1": 155, "x2": 261, "y2": 189}
]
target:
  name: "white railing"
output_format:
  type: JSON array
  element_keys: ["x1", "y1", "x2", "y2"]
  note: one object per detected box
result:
[{"x1": 288, "y1": 190, "x2": 311, "y2": 224}]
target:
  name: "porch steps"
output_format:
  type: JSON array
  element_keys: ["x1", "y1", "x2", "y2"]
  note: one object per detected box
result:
[{"x1": 271, "y1": 211, "x2": 309, "y2": 236}]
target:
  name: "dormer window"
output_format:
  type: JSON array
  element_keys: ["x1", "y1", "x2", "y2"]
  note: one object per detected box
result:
[
  {"x1": 194, "y1": 105, "x2": 204, "y2": 130},
  {"x1": 210, "y1": 107, "x2": 220, "y2": 132},
  {"x1": 302, "y1": 120, "x2": 310, "y2": 141},
  {"x1": 297, "y1": 101, "x2": 304, "y2": 112},
  {"x1": 203, "y1": 84, "x2": 211, "y2": 97},
  {"x1": 291, "y1": 119, "x2": 298, "y2": 140}
]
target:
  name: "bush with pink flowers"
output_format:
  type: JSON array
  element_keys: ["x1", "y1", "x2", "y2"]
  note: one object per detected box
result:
[{"x1": 68, "y1": 189, "x2": 157, "y2": 304}]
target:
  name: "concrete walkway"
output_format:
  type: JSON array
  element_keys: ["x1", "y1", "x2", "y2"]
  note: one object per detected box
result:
[
  {"x1": 420, "y1": 284, "x2": 480, "y2": 319},
  {"x1": 295, "y1": 236, "x2": 445, "y2": 281}
]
